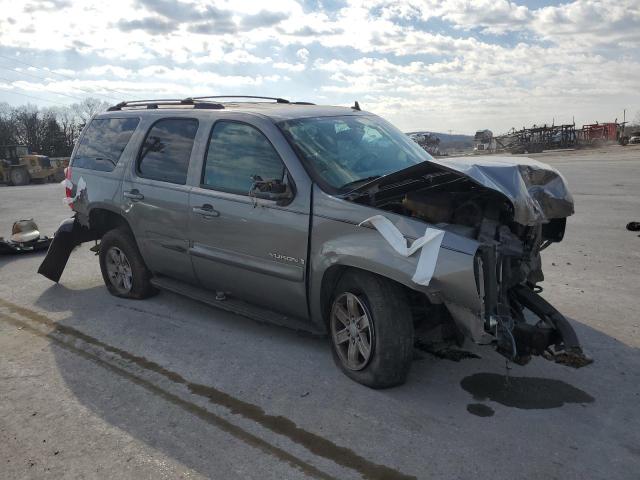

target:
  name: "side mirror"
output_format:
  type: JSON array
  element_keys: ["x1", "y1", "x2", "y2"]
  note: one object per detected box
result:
[{"x1": 250, "y1": 176, "x2": 294, "y2": 204}]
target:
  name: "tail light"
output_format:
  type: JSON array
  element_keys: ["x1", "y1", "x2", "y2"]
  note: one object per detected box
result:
[{"x1": 64, "y1": 166, "x2": 73, "y2": 209}]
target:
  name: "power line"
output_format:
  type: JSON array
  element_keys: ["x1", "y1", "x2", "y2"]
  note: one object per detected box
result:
[
  {"x1": 0, "y1": 73, "x2": 101, "y2": 103},
  {"x1": 0, "y1": 64, "x2": 121, "y2": 103},
  {"x1": 0, "y1": 53, "x2": 128, "y2": 99},
  {"x1": 0, "y1": 88, "x2": 70, "y2": 106}
]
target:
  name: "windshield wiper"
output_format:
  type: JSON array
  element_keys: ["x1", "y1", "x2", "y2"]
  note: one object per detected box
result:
[{"x1": 339, "y1": 175, "x2": 381, "y2": 192}]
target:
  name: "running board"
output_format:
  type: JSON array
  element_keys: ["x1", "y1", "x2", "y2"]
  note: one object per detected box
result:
[{"x1": 150, "y1": 276, "x2": 325, "y2": 336}]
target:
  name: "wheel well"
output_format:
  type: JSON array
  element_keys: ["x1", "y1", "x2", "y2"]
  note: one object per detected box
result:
[
  {"x1": 320, "y1": 265, "x2": 348, "y2": 324},
  {"x1": 320, "y1": 265, "x2": 430, "y2": 327},
  {"x1": 88, "y1": 208, "x2": 133, "y2": 238}
]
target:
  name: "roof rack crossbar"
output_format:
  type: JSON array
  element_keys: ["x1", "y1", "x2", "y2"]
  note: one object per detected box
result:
[
  {"x1": 107, "y1": 98, "x2": 225, "y2": 111},
  {"x1": 192, "y1": 95, "x2": 290, "y2": 104}
]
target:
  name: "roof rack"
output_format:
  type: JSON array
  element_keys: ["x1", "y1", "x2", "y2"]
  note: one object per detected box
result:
[
  {"x1": 107, "y1": 98, "x2": 224, "y2": 111},
  {"x1": 107, "y1": 95, "x2": 316, "y2": 112},
  {"x1": 192, "y1": 95, "x2": 291, "y2": 103}
]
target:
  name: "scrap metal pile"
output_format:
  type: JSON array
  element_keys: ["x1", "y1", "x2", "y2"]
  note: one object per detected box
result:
[
  {"x1": 494, "y1": 121, "x2": 630, "y2": 154},
  {"x1": 495, "y1": 123, "x2": 577, "y2": 154},
  {"x1": 407, "y1": 131, "x2": 442, "y2": 156}
]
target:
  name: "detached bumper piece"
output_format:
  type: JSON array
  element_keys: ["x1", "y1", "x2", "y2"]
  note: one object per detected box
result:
[
  {"x1": 37, "y1": 217, "x2": 97, "y2": 283},
  {"x1": 0, "y1": 237, "x2": 52, "y2": 254}
]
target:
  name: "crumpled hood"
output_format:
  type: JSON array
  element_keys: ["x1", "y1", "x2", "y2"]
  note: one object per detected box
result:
[
  {"x1": 345, "y1": 155, "x2": 574, "y2": 226},
  {"x1": 432, "y1": 156, "x2": 574, "y2": 225}
]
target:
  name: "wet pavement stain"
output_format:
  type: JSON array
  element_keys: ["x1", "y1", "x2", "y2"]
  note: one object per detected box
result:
[
  {"x1": 466, "y1": 403, "x2": 494, "y2": 417},
  {"x1": 0, "y1": 297, "x2": 416, "y2": 480},
  {"x1": 460, "y1": 373, "x2": 594, "y2": 409}
]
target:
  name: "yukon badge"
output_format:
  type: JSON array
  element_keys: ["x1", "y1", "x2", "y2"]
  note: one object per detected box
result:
[{"x1": 269, "y1": 252, "x2": 305, "y2": 265}]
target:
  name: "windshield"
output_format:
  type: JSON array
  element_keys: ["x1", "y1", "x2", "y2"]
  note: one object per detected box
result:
[{"x1": 278, "y1": 115, "x2": 433, "y2": 192}]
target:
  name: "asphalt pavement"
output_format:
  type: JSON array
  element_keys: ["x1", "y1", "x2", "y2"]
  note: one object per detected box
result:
[{"x1": 1, "y1": 145, "x2": 639, "y2": 479}]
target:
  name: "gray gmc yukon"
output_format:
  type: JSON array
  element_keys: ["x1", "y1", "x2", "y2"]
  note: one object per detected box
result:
[{"x1": 38, "y1": 96, "x2": 591, "y2": 388}]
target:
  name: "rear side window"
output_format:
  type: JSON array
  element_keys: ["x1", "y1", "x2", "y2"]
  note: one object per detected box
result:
[
  {"x1": 202, "y1": 121, "x2": 284, "y2": 194},
  {"x1": 138, "y1": 118, "x2": 198, "y2": 185},
  {"x1": 73, "y1": 118, "x2": 140, "y2": 172}
]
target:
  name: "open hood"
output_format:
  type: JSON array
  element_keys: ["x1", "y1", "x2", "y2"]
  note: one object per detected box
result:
[{"x1": 345, "y1": 156, "x2": 574, "y2": 226}]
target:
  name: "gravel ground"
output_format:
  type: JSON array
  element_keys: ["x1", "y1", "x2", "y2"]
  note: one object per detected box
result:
[{"x1": 1, "y1": 145, "x2": 639, "y2": 479}]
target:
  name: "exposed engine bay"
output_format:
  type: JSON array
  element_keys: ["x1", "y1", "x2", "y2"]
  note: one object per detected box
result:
[{"x1": 344, "y1": 157, "x2": 591, "y2": 368}]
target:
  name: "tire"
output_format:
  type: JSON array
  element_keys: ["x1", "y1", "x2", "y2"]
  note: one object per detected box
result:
[
  {"x1": 99, "y1": 227, "x2": 156, "y2": 299},
  {"x1": 9, "y1": 167, "x2": 30, "y2": 186},
  {"x1": 328, "y1": 270, "x2": 414, "y2": 388}
]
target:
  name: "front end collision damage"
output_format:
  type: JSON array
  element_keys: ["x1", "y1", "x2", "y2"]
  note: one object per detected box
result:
[
  {"x1": 341, "y1": 156, "x2": 592, "y2": 368},
  {"x1": 474, "y1": 246, "x2": 591, "y2": 368}
]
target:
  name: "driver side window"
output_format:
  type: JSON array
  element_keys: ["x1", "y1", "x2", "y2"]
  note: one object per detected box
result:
[{"x1": 202, "y1": 121, "x2": 285, "y2": 195}]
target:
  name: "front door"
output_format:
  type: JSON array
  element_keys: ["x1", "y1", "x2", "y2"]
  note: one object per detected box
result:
[
  {"x1": 188, "y1": 119, "x2": 310, "y2": 319},
  {"x1": 122, "y1": 117, "x2": 199, "y2": 283}
]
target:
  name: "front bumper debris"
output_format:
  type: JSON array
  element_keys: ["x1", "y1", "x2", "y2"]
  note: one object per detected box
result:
[
  {"x1": 476, "y1": 244, "x2": 592, "y2": 368},
  {"x1": 0, "y1": 237, "x2": 51, "y2": 254}
]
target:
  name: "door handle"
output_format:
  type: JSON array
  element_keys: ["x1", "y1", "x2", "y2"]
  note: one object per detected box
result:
[
  {"x1": 192, "y1": 204, "x2": 219, "y2": 218},
  {"x1": 124, "y1": 190, "x2": 144, "y2": 201}
]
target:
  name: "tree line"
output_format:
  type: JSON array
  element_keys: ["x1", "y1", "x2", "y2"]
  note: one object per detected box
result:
[{"x1": 0, "y1": 98, "x2": 110, "y2": 158}]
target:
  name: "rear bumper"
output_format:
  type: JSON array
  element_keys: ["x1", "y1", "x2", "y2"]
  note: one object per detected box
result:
[{"x1": 37, "y1": 216, "x2": 97, "y2": 283}]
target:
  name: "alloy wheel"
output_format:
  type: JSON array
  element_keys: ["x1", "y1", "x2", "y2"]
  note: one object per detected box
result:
[
  {"x1": 105, "y1": 246, "x2": 133, "y2": 294},
  {"x1": 330, "y1": 292, "x2": 375, "y2": 370}
]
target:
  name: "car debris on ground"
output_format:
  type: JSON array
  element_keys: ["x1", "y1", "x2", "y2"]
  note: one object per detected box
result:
[{"x1": 0, "y1": 219, "x2": 52, "y2": 254}]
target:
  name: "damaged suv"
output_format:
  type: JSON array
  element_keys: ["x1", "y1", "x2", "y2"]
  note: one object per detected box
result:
[{"x1": 39, "y1": 96, "x2": 591, "y2": 388}]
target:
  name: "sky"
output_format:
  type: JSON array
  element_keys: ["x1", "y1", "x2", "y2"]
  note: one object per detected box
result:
[{"x1": 0, "y1": 0, "x2": 638, "y2": 134}]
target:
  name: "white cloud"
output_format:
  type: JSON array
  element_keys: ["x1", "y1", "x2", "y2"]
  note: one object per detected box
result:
[
  {"x1": 272, "y1": 62, "x2": 306, "y2": 72},
  {"x1": 296, "y1": 48, "x2": 309, "y2": 63},
  {"x1": 0, "y1": 0, "x2": 637, "y2": 133}
]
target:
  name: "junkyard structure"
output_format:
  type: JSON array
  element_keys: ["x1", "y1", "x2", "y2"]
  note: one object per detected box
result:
[
  {"x1": 473, "y1": 130, "x2": 496, "y2": 152},
  {"x1": 494, "y1": 120, "x2": 629, "y2": 154}
]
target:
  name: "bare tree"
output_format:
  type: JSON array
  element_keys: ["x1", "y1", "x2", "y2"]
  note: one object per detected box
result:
[
  {"x1": 12, "y1": 104, "x2": 44, "y2": 151},
  {"x1": 0, "y1": 98, "x2": 110, "y2": 156},
  {"x1": 0, "y1": 102, "x2": 14, "y2": 146},
  {"x1": 71, "y1": 98, "x2": 110, "y2": 125},
  {"x1": 52, "y1": 106, "x2": 81, "y2": 152}
]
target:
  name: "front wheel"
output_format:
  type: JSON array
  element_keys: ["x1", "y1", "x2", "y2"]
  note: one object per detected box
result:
[
  {"x1": 99, "y1": 227, "x2": 156, "y2": 299},
  {"x1": 329, "y1": 271, "x2": 414, "y2": 388}
]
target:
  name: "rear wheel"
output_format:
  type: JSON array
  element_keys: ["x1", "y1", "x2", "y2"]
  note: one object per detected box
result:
[
  {"x1": 329, "y1": 270, "x2": 414, "y2": 388},
  {"x1": 9, "y1": 167, "x2": 30, "y2": 186},
  {"x1": 99, "y1": 227, "x2": 156, "y2": 299}
]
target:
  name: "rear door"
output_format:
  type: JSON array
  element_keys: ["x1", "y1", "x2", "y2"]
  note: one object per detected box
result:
[
  {"x1": 122, "y1": 116, "x2": 201, "y2": 283},
  {"x1": 188, "y1": 116, "x2": 310, "y2": 319}
]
